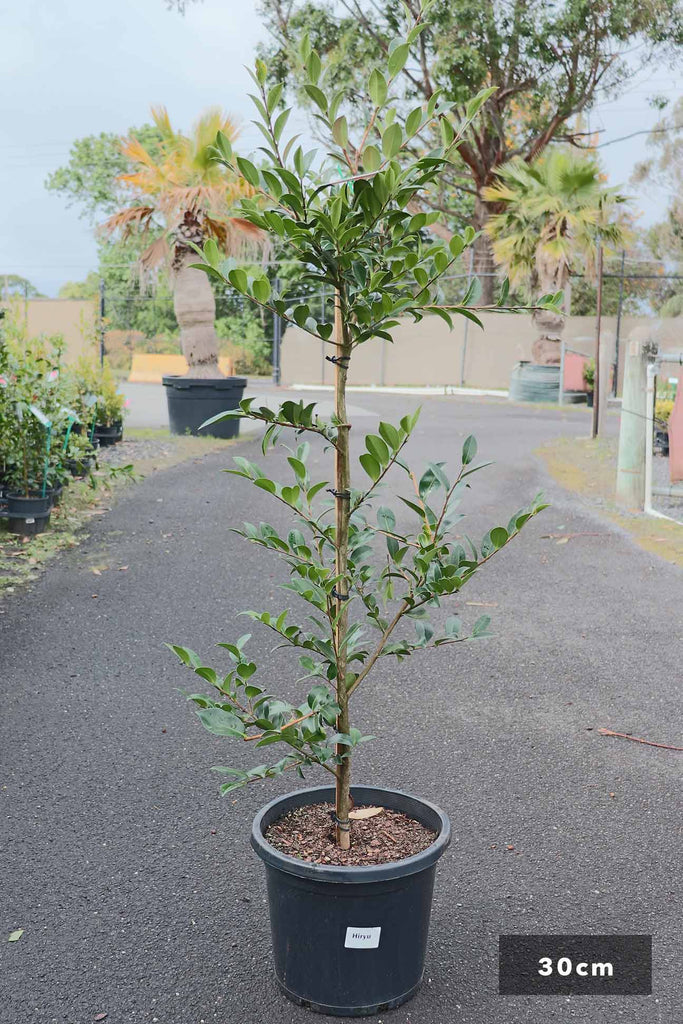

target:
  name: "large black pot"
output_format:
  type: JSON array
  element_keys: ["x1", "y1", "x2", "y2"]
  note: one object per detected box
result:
[
  {"x1": 252, "y1": 784, "x2": 451, "y2": 1016},
  {"x1": 5, "y1": 493, "x2": 53, "y2": 536},
  {"x1": 93, "y1": 421, "x2": 123, "y2": 447},
  {"x1": 162, "y1": 376, "x2": 247, "y2": 438}
]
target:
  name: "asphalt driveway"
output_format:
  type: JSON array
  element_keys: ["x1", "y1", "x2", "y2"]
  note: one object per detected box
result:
[{"x1": 1, "y1": 391, "x2": 679, "y2": 1024}]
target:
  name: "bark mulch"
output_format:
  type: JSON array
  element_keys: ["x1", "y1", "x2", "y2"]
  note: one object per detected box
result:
[{"x1": 264, "y1": 802, "x2": 437, "y2": 866}]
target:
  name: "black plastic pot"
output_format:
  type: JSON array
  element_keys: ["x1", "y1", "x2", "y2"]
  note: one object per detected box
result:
[
  {"x1": 5, "y1": 493, "x2": 53, "y2": 536},
  {"x1": 586, "y1": 390, "x2": 594, "y2": 408},
  {"x1": 252, "y1": 784, "x2": 451, "y2": 1016},
  {"x1": 654, "y1": 427, "x2": 670, "y2": 456},
  {"x1": 93, "y1": 421, "x2": 123, "y2": 447},
  {"x1": 162, "y1": 375, "x2": 247, "y2": 438},
  {"x1": 45, "y1": 483, "x2": 64, "y2": 507},
  {"x1": 67, "y1": 457, "x2": 94, "y2": 477}
]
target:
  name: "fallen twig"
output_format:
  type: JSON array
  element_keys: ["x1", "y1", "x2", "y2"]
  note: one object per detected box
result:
[{"x1": 598, "y1": 728, "x2": 683, "y2": 752}]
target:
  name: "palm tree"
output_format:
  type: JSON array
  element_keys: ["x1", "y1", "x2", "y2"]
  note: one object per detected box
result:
[
  {"x1": 102, "y1": 106, "x2": 265, "y2": 377},
  {"x1": 483, "y1": 149, "x2": 630, "y2": 364}
]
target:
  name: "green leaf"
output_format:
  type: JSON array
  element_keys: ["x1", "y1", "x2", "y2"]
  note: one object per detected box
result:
[
  {"x1": 387, "y1": 42, "x2": 410, "y2": 77},
  {"x1": 489, "y1": 526, "x2": 508, "y2": 549},
  {"x1": 471, "y1": 614, "x2": 492, "y2": 638},
  {"x1": 382, "y1": 123, "x2": 402, "y2": 158},
  {"x1": 252, "y1": 277, "x2": 271, "y2": 303},
  {"x1": 196, "y1": 707, "x2": 245, "y2": 738},
  {"x1": 228, "y1": 268, "x2": 248, "y2": 294},
  {"x1": 365, "y1": 433, "x2": 390, "y2": 465},
  {"x1": 8, "y1": 929, "x2": 23, "y2": 943},
  {"x1": 236, "y1": 157, "x2": 260, "y2": 188},
  {"x1": 332, "y1": 115, "x2": 349, "y2": 149},
  {"x1": 253, "y1": 477, "x2": 276, "y2": 494},
  {"x1": 378, "y1": 420, "x2": 401, "y2": 449},
  {"x1": 359, "y1": 452, "x2": 381, "y2": 481},
  {"x1": 304, "y1": 84, "x2": 328, "y2": 112},
  {"x1": 461, "y1": 434, "x2": 477, "y2": 465},
  {"x1": 377, "y1": 506, "x2": 396, "y2": 532},
  {"x1": 369, "y1": 69, "x2": 388, "y2": 107},
  {"x1": 405, "y1": 106, "x2": 423, "y2": 136},
  {"x1": 167, "y1": 643, "x2": 201, "y2": 668},
  {"x1": 362, "y1": 145, "x2": 381, "y2": 172}
]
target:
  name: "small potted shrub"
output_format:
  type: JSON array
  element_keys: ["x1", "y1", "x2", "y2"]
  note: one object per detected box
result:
[
  {"x1": 654, "y1": 396, "x2": 673, "y2": 456},
  {"x1": 168, "y1": 19, "x2": 558, "y2": 1016},
  {"x1": 90, "y1": 358, "x2": 125, "y2": 442},
  {"x1": 0, "y1": 333, "x2": 65, "y2": 535},
  {"x1": 583, "y1": 358, "x2": 595, "y2": 407},
  {"x1": 1, "y1": 394, "x2": 54, "y2": 535}
]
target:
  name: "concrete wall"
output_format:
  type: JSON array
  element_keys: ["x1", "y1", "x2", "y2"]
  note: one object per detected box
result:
[
  {"x1": 4, "y1": 298, "x2": 99, "y2": 363},
  {"x1": 281, "y1": 313, "x2": 683, "y2": 393}
]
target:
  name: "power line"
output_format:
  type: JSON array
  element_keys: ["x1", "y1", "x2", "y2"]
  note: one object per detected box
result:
[{"x1": 597, "y1": 123, "x2": 683, "y2": 148}]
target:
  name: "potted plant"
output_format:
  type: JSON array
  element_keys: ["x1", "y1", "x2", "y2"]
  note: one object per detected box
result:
[
  {"x1": 92, "y1": 361, "x2": 126, "y2": 446},
  {"x1": 67, "y1": 355, "x2": 126, "y2": 446},
  {"x1": 168, "y1": 18, "x2": 559, "y2": 1016},
  {"x1": 1, "y1": 386, "x2": 54, "y2": 536},
  {"x1": 583, "y1": 359, "x2": 595, "y2": 407},
  {"x1": 101, "y1": 107, "x2": 267, "y2": 438},
  {"x1": 654, "y1": 396, "x2": 674, "y2": 455}
]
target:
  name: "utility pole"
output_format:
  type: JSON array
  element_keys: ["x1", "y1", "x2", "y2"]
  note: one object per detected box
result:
[
  {"x1": 612, "y1": 250, "x2": 626, "y2": 396},
  {"x1": 272, "y1": 276, "x2": 282, "y2": 386},
  {"x1": 591, "y1": 247, "x2": 604, "y2": 439},
  {"x1": 98, "y1": 278, "x2": 106, "y2": 366},
  {"x1": 459, "y1": 247, "x2": 475, "y2": 386}
]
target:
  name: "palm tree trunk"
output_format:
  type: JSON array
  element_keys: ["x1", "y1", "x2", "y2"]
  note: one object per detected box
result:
[
  {"x1": 531, "y1": 264, "x2": 567, "y2": 365},
  {"x1": 172, "y1": 249, "x2": 222, "y2": 378}
]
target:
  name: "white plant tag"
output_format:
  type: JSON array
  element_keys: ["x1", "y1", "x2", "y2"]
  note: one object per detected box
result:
[{"x1": 345, "y1": 926, "x2": 381, "y2": 949}]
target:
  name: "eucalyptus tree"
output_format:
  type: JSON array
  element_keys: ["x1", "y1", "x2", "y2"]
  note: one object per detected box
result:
[
  {"x1": 168, "y1": 1, "x2": 559, "y2": 849},
  {"x1": 258, "y1": 0, "x2": 683, "y2": 302}
]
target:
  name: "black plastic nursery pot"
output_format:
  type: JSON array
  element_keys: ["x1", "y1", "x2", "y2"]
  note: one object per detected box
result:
[
  {"x1": 5, "y1": 493, "x2": 53, "y2": 536},
  {"x1": 252, "y1": 785, "x2": 451, "y2": 1017},
  {"x1": 93, "y1": 421, "x2": 123, "y2": 446},
  {"x1": 586, "y1": 390, "x2": 594, "y2": 408},
  {"x1": 162, "y1": 376, "x2": 247, "y2": 438}
]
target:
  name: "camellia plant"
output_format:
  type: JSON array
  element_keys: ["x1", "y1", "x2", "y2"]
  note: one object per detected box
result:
[{"x1": 168, "y1": 1, "x2": 559, "y2": 852}]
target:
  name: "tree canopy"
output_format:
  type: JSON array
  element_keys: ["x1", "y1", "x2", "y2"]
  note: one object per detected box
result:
[{"x1": 259, "y1": 0, "x2": 683, "y2": 298}]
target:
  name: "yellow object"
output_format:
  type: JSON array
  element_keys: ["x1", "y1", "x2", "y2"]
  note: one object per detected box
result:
[{"x1": 128, "y1": 353, "x2": 234, "y2": 383}]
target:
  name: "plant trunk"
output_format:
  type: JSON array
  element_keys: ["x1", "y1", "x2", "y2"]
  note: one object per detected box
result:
[
  {"x1": 472, "y1": 195, "x2": 496, "y2": 305},
  {"x1": 333, "y1": 291, "x2": 352, "y2": 850},
  {"x1": 172, "y1": 248, "x2": 222, "y2": 379},
  {"x1": 531, "y1": 263, "x2": 567, "y2": 366}
]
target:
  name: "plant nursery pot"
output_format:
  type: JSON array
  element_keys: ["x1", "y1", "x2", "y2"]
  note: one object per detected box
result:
[
  {"x1": 93, "y1": 421, "x2": 123, "y2": 446},
  {"x1": 67, "y1": 457, "x2": 94, "y2": 477},
  {"x1": 586, "y1": 390, "x2": 594, "y2": 408},
  {"x1": 251, "y1": 784, "x2": 451, "y2": 1017},
  {"x1": 47, "y1": 482, "x2": 64, "y2": 506},
  {"x1": 162, "y1": 375, "x2": 247, "y2": 439},
  {"x1": 6, "y1": 493, "x2": 53, "y2": 536},
  {"x1": 654, "y1": 428, "x2": 669, "y2": 456}
]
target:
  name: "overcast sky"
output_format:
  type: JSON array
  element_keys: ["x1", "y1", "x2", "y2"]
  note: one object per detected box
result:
[{"x1": 1, "y1": 0, "x2": 681, "y2": 297}]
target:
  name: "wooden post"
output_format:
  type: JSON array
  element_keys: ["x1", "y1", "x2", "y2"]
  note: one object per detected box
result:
[
  {"x1": 333, "y1": 290, "x2": 351, "y2": 850},
  {"x1": 616, "y1": 333, "x2": 650, "y2": 508},
  {"x1": 591, "y1": 246, "x2": 603, "y2": 439}
]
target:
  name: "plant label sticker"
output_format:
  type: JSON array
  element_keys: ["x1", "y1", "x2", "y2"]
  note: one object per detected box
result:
[{"x1": 345, "y1": 927, "x2": 381, "y2": 949}]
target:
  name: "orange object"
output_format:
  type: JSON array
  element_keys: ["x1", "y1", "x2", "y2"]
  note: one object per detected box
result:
[
  {"x1": 128, "y1": 353, "x2": 234, "y2": 382},
  {"x1": 564, "y1": 351, "x2": 589, "y2": 391},
  {"x1": 668, "y1": 376, "x2": 683, "y2": 483}
]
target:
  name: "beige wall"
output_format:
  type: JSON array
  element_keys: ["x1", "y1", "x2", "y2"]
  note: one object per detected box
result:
[
  {"x1": 3, "y1": 298, "x2": 99, "y2": 363},
  {"x1": 281, "y1": 313, "x2": 682, "y2": 392}
]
